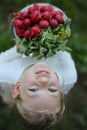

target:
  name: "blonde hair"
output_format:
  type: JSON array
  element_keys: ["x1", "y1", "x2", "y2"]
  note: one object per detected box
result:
[{"x1": 12, "y1": 92, "x2": 65, "y2": 130}]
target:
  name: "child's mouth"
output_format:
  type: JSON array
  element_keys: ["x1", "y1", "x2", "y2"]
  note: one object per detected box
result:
[{"x1": 35, "y1": 70, "x2": 50, "y2": 75}]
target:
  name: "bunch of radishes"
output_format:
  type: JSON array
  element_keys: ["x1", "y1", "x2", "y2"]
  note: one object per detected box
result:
[{"x1": 13, "y1": 4, "x2": 65, "y2": 41}]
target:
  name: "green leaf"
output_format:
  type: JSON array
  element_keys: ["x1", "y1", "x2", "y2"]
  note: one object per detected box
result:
[
  {"x1": 65, "y1": 18, "x2": 71, "y2": 37},
  {"x1": 58, "y1": 43, "x2": 72, "y2": 52},
  {"x1": 53, "y1": 24, "x2": 63, "y2": 33},
  {"x1": 46, "y1": 42, "x2": 52, "y2": 48},
  {"x1": 32, "y1": 52, "x2": 39, "y2": 57},
  {"x1": 37, "y1": 55, "x2": 43, "y2": 60},
  {"x1": 39, "y1": 47, "x2": 46, "y2": 56},
  {"x1": 21, "y1": 38, "x2": 27, "y2": 45},
  {"x1": 46, "y1": 49, "x2": 54, "y2": 58},
  {"x1": 65, "y1": 25, "x2": 71, "y2": 37},
  {"x1": 14, "y1": 38, "x2": 21, "y2": 45},
  {"x1": 17, "y1": 44, "x2": 27, "y2": 53},
  {"x1": 65, "y1": 46, "x2": 72, "y2": 51}
]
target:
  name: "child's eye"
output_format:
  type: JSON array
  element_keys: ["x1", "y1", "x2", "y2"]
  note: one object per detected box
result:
[
  {"x1": 29, "y1": 88, "x2": 39, "y2": 92},
  {"x1": 48, "y1": 88, "x2": 58, "y2": 92}
]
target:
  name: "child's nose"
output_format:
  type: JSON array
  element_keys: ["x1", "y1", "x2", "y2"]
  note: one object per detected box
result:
[{"x1": 38, "y1": 77, "x2": 49, "y2": 85}]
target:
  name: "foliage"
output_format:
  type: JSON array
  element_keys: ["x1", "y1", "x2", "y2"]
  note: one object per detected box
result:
[{"x1": 15, "y1": 19, "x2": 71, "y2": 59}]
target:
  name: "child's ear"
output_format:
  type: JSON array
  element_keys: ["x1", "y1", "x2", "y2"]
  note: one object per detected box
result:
[{"x1": 12, "y1": 81, "x2": 21, "y2": 99}]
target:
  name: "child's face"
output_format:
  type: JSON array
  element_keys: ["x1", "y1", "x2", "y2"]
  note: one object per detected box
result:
[{"x1": 17, "y1": 62, "x2": 62, "y2": 113}]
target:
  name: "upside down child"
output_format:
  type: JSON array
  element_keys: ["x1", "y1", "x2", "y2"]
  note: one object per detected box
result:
[{"x1": 0, "y1": 3, "x2": 77, "y2": 130}]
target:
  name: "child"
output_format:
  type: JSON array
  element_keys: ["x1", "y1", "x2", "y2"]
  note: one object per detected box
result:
[{"x1": 0, "y1": 3, "x2": 77, "y2": 130}]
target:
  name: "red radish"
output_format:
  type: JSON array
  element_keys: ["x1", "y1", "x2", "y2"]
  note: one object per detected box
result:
[
  {"x1": 33, "y1": 4, "x2": 42, "y2": 10},
  {"x1": 42, "y1": 11, "x2": 51, "y2": 20},
  {"x1": 24, "y1": 30, "x2": 31, "y2": 40},
  {"x1": 55, "y1": 14, "x2": 64, "y2": 24},
  {"x1": 30, "y1": 10, "x2": 41, "y2": 23},
  {"x1": 39, "y1": 20, "x2": 49, "y2": 28},
  {"x1": 50, "y1": 19, "x2": 58, "y2": 27},
  {"x1": 41, "y1": 6, "x2": 48, "y2": 12},
  {"x1": 13, "y1": 19, "x2": 23, "y2": 28},
  {"x1": 47, "y1": 5, "x2": 53, "y2": 11},
  {"x1": 41, "y1": 5, "x2": 52, "y2": 12},
  {"x1": 56, "y1": 11, "x2": 63, "y2": 16},
  {"x1": 31, "y1": 26, "x2": 41, "y2": 37},
  {"x1": 33, "y1": 3, "x2": 39, "y2": 8},
  {"x1": 15, "y1": 27, "x2": 25, "y2": 37},
  {"x1": 55, "y1": 11, "x2": 64, "y2": 24},
  {"x1": 15, "y1": 11, "x2": 23, "y2": 18},
  {"x1": 51, "y1": 10, "x2": 58, "y2": 17},
  {"x1": 22, "y1": 11, "x2": 29, "y2": 18},
  {"x1": 28, "y1": 7, "x2": 36, "y2": 14},
  {"x1": 24, "y1": 18, "x2": 31, "y2": 26}
]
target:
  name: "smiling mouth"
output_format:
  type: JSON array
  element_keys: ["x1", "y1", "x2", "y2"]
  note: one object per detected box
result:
[{"x1": 35, "y1": 70, "x2": 50, "y2": 75}]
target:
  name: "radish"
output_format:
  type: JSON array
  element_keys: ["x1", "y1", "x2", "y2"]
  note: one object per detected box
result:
[
  {"x1": 50, "y1": 19, "x2": 58, "y2": 27},
  {"x1": 55, "y1": 11, "x2": 64, "y2": 24},
  {"x1": 33, "y1": 4, "x2": 42, "y2": 11},
  {"x1": 41, "y1": 5, "x2": 52, "y2": 12},
  {"x1": 15, "y1": 27, "x2": 25, "y2": 37},
  {"x1": 28, "y1": 6, "x2": 36, "y2": 14},
  {"x1": 39, "y1": 20, "x2": 49, "y2": 28},
  {"x1": 31, "y1": 26, "x2": 41, "y2": 37},
  {"x1": 15, "y1": 11, "x2": 23, "y2": 18},
  {"x1": 33, "y1": 3, "x2": 39, "y2": 8},
  {"x1": 24, "y1": 30, "x2": 31, "y2": 40},
  {"x1": 55, "y1": 14, "x2": 64, "y2": 24},
  {"x1": 51, "y1": 10, "x2": 58, "y2": 17},
  {"x1": 47, "y1": 5, "x2": 53, "y2": 11},
  {"x1": 56, "y1": 11, "x2": 63, "y2": 16},
  {"x1": 24, "y1": 18, "x2": 31, "y2": 26},
  {"x1": 30, "y1": 10, "x2": 41, "y2": 23},
  {"x1": 42, "y1": 11, "x2": 51, "y2": 20},
  {"x1": 13, "y1": 18, "x2": 23, "y2": 28},
  {"x1": 22, "y1": 11, "x2": 29, "y2": 18}
]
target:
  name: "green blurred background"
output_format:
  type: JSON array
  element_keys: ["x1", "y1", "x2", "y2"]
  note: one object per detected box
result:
[{"x1": 0, "y1": 0, "x2": 87, "y2": 130}]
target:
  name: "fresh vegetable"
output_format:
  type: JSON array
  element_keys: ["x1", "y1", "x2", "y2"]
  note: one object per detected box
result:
[
  {"x1": 50, "y1": 19, "x2": 58, "y2": 27},
  {"x1": 11, "y1": 3, "x2": 71, "y2": 59},
  {"x1": 24, "y1": 18, "x2": 31, "y2": 26},
  {"x1": 39, "y1": 20, "x2": 49, "y2": 28},
  {"x1": 31, "y1": 25, "x2": 41, "y2": 37},
  {"x1": 24, "y1": 30, "x2": 31, "y2": 40}
]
